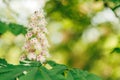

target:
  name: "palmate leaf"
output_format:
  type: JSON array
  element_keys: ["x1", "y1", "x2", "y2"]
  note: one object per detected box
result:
[
  {"x1": 0, "y1": 60, "x2": 39, "y2": 80},
  {"x1": 0, "y1": 59, "x2": 102, "y2": 80},
  {"x1": 46, "y1": 61, "x2": 102, "y2": 80}
]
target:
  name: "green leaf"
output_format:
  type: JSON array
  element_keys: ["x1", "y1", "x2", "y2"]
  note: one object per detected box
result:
[
  {"x1": 0, "y1": 59, "x2": 38, "y2": 80},
  {"x1": 85, "y1": 73, "x2": 102, "y2": 80},
  {"x1": 0, "y1": 59, "x2": 102, "y2": 80},
  {"x1": 8, "y1": 23, "x2": 27, "y2": 35},
  {"x1": 47, "y1": 61, "x2": 102, "y2": 80},
  {"x1": 0, "y1": 21, "x2": 8, "y2": 34},
  {"x1": 38, "y1": 67, "x2": 52, "y2": 80},
  {"x1": 111, "y1": 47, "x2": 120, "y2": 54},
  {"x1": 48, "y1": 61, "x2": 67, "y2": 75},
  {"x1": 0, "y1": 21, "x2": 27, "y2": 35},
  {"x1": 19, "y1": 67, "x2": 38, "y2": 80},
  {"x1": 69, "y1": 69, "x2": 86, "y2": 80},
  {"x1": 65, "y1": 71, "x2": 74, "y2": 80}
]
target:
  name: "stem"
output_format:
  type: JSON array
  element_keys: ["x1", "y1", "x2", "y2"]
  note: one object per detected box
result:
[
  {"x1": 103, "y1": 0, "x2": 120, "y2": 21},
  {"x1": 112, "y1": 4, "x2": 120, "y2": 11}
]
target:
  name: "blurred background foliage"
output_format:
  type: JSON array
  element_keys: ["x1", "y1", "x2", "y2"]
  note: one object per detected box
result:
[{"x1": 0, "y1": 0, "x2": 120, "y2": 80}]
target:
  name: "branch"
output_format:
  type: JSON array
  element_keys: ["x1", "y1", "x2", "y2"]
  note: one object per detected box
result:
[
  {"x1": 112, "y1": 4, "x2": 120, "y2": 11},
  {"x1": 103, "y1": 0, "x2": 120, "y2": 21}
]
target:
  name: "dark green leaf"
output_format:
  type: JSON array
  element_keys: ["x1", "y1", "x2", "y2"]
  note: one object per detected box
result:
[
  {"x1": 111, "y1": 47, "x2": 120, "y2": 54},
  {"x1": 0, "y1": 59, "x2": 102, "y2": 80},
  {"x1": 0, "y1": 21, "x2": 8, "y2": 34},
  {"x1": 0, "y1": 21, "x2": 27, "y2": 35},
  {"x1": 8, "y1": 23, "x2": 27, "y2": 35}
]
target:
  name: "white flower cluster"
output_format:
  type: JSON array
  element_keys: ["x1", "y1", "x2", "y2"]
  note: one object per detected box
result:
[{"x1": 20, "y1": 9, "x2": 50, "y2": 63}]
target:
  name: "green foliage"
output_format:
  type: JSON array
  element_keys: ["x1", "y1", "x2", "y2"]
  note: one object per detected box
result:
[
  {"x1": 0, "y1": 21, "x2": 27, "y2": 35},
  {"x1": 111, "y1": 47, "x2": 120, "y2": 54},
  {"x1": 0, "y1": 21, "x2": 8, "y2": 34},
  {"x1": 106, "y1": 0, "x2": 120, "y2": 4},
  {"x1": 0, "y1": 59, "x2": 102, "y2": 80}
]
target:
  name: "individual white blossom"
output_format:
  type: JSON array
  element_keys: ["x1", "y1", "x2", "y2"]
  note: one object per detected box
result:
[
  {"x1": 20, "y1": 54, "x2": 26, "y2": 61},
  {"x1": 37, "y1": 32, "x2": 45, "y2": 39},
  {"x1": 35, "y1": 9, "x2": 44, "y2": 18},
  {"x1": 37, "y1": 54, "x2": 46, "y2": 63},
  {"x1": 41, "y1": 26, "x2": 48, "y2": 34},
  {"x1": 33, "y1": 27, "x2": 41, "y2": 33},
  {"x1": 42, "y1": 50, "x2": 50, "y2": 58},
  {"x1": 41, "y1": 37, "x2": 50, "y2": 48},
  {"x1": 30, "y1": 38, "x2": 38, "y2": 44},
  {"x1": 20, "y1": 9, "x2": 50, "y2": 63},
  {"x1": 39, "y1": 19, "x2": 47, "y2": 26},
  {"x1": 23, "y1": 43, "x2": 30, "y2": 50},
  {"x1": 30, "y1": 15, "x2": 38, "y2": 21},
  {"x1": 28, "y1": 23, "x2": 35, "y2": 28},
  {"x1": 34, "y1": 43, "x2": 42, "y2": 51},
  {"x1": 27, "y1": 52, "x2": 36, "y2": 60},
  {"x1": 25, "y1": 32, "x2": 33, "y2": 39}
]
